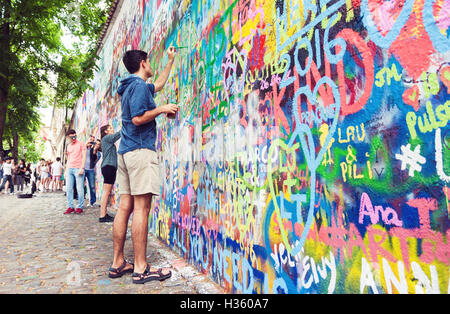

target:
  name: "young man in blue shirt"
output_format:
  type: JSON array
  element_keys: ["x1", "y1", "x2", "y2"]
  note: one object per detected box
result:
[{"x1": 108, "y1": 47, "x2": 178, "y2": 284}]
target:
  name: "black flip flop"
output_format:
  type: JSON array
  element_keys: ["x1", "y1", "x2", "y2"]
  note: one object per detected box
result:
[{"x1": 108, "y1": 260, "x2": 134, "y2": 278}]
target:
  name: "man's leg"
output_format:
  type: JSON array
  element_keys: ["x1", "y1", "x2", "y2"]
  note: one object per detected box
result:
[
  {"x1": 73, "y1": 176, "x2": 78, "y2": 199},
  {"x1": 75, "y1": 170, "x2": 85, "y2": 209},
  {"x1": 0, "y1": 176, "x2": 5, "y2": 191},
  {"x1": 87, "y1": 170, "x2": 96, "y2": 205},
  {"x1": 131, "y1": 193, "x2": 171, "y2": 282},
  {"x1": 109, "y1": 152, "x2": 134, "y2": 274},
  {"x1": 131, "y1": 193, "x2": 152, "y2": 273},
  {"x1": 4, "y1": 180, "x2": 9, "y2": 193},
  {"x1": 66, "y1": 169, "x2": 75, "y2": 209},
  {"x1": 111, "y1": 194, "x2": 134, "y2": 270},
  {"x1": 8, "y1": 175, "x2": 13, "y2": 193}
]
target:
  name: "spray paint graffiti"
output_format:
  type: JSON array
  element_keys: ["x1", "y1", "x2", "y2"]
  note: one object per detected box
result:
[{"x1": 72, "y1": 0, "x2": 450, "y2": 293}]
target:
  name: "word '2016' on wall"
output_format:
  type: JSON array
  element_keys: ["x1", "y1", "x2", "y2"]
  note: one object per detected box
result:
[{"x1": 73, "y1": 0, "x2": 450, "y2": 294}]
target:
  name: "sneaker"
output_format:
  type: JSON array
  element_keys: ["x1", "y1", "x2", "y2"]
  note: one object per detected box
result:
[
  {"x1": 99, "y1": 214, "x2": 115, "y2": 223},
  {"x1": 64, "y1": 208, "x2": 75, "y2": 214},
  {"x1": 75, "y1": 208, "x2": 83, "y2": 214}
]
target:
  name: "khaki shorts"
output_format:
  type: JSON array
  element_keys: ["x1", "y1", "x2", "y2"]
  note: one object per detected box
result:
[{"x1": 117, "y1": 148, "x2": 161, "y2": 196}]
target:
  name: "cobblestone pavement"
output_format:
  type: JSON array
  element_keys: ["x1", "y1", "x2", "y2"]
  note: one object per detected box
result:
[{"x1": 0, "y1": 191, "x2": 224, "y2": 294}]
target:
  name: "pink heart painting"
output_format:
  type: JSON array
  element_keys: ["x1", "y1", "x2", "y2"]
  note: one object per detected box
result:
[{"x1": 402, "y1": 85, "x2": 420, "y2": 111}]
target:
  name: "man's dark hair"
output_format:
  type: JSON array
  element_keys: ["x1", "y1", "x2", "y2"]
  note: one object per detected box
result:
[
  {"x1": 66, "y1": 129, "x2": 76, "y2": 136},
  {"x1": 122, "y1": 50, "x2": 148, "y2": 74},
  {"x1": 56, "y1": 157, "x2": 61, "y2": 161}
]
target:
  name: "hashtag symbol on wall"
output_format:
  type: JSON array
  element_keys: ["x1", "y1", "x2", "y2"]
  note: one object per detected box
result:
[{"x1": 395, "y1": 144, "x2": 426, "y2": 177}]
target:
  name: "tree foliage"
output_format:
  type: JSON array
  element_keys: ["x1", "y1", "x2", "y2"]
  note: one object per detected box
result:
[{"x1": 0, "y1": 0, "x2": 114, "y2": 160}]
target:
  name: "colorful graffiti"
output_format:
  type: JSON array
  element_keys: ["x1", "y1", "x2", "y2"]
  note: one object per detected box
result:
[{"x1": 72, "y1": 0, "x2": 450, "y2": 293}]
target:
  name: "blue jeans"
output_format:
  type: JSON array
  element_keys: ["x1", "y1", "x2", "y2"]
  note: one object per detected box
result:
[
  {"x1": 85, "y1": 169, "x2": 96, "y2": 205},
  {"x1": 0, "y1": 175, "x2": 13, "y2": 193},
  {"x1": 66, "y1": 168, "x2": 85, "y2": 209}
]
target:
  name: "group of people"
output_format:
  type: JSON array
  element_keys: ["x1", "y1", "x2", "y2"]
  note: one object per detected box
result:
[
  {"x1": 0, "y1": 158, "x2": 32, "y2": 194},
  {"x1": 63, "y1": 128, "x2": 118, "y2": 223},
  {"x1": 35, "y1": 158, "x2": 64, "y2": 192},
  {"x1": 1, "y1": 132, "x2": 114, "y2": 225},
  {"x1": 0, "y1": 154, "x2": 93, "y2": 198},
  {"x1": 64, "y1": 47, "x2": 179, "y2": 284}
]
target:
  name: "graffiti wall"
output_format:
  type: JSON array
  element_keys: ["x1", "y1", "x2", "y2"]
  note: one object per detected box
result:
[{"x1": 73, "y1": 0, "x2": 450, "y2": 293}]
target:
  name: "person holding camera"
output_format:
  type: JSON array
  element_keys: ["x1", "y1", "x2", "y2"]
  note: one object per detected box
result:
[{"x1": 84, "y1": 134, "x2": 100, "y2": 207}]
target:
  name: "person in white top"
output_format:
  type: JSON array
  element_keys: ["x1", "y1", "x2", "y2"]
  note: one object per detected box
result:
[
  {"x1": 51, "y1": 157, "x2": 63, "y2": 191},
  {"x1": 0, "y1": 157, "x2": 14, "y2": 194}
]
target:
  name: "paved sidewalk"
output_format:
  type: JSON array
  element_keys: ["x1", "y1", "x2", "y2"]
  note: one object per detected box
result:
[{"x1": 0, "y1": 191, "x2": 224, "y2": 294}]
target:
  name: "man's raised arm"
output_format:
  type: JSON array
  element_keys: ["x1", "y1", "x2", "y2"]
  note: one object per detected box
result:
[{"x1": 153, "y1": 46, "x2": 177, "y2": 92}]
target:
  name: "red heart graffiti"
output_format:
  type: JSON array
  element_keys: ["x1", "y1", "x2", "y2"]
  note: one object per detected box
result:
[{"x1": 402, "y1": 85, "x2": 420, "y2": 111}]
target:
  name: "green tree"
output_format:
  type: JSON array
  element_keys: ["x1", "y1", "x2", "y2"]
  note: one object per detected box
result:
[
  {"x1": 3, "y1": 77, "x2": 41, "y2": 161},
  {"x1": 0, "y1": 0, "x2": 113, "y2": 158}
]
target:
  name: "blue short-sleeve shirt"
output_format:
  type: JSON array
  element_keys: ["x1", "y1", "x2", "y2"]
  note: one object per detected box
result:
[{"x1": 117, "y1": 75, "x2": 157, "y2": 155}]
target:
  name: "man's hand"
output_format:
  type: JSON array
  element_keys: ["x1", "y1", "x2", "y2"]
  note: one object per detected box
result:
[
  {"x1": 162, "y1": 103, "x2": 179, "y2": 115},
  {"x1": 154, "y1": 45, "x2": 178, "y2": 92},
  {"x1": 167, "y1": 46, "x2": 176, "y2": 62},
  {"x1": 132, "y1": 104, "x2": 179, "y2": 126},
  {"x1": 78, "y1": 168, "x2": 84, "y2": 176}
]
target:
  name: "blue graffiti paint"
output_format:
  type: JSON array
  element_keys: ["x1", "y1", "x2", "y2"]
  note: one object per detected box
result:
[{"x1": 289, "y1": 76, "x2": 341, "y2": 256}]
